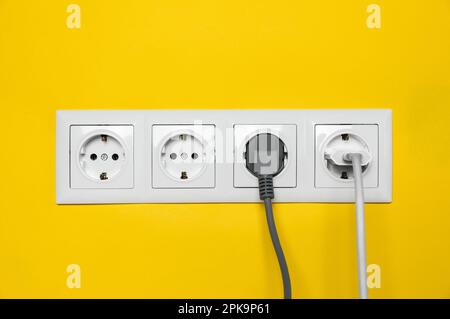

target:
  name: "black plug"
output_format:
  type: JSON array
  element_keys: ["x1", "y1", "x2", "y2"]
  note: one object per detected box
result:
[
  {"x1": 245, "y1": 133, "x2": 287, "y2": 200},
  {"x1": 244, "y1": 133, "x2": 292, "y2": 299}
]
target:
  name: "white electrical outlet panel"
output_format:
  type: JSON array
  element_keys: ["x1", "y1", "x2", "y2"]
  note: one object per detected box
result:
[{"x1": 56, "y1": 109, "x2": 392, "y2": 204}]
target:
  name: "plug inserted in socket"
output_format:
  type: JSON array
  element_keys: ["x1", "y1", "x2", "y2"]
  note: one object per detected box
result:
[
  {"x1": 315, "y1": 124, "x2": 378, "y2": 188},
  {"x1": 152, "y1": 125, "x2": 215, "y2": 188},
  {"x1": 234, "y1": 124, "x2": 297, "y2": 188},
  {"x1": 70, "y1": 125, "x2": 134, "y2": 189}
]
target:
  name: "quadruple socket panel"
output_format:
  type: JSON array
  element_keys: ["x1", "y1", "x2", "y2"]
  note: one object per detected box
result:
[{"x1": 56, "y1": 109, "x2": 392, "y2": 204}]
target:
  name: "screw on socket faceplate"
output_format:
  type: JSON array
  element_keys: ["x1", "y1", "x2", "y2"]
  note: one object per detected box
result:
[
  {"x1": 341, "y1": 171, "x2": 348, "y2": 179},
  {"x1": 180, "y1": 171, "x2": 188, "y2": 179},
  {"x1": 101, "y1": 135, "x2": 108, "y2": 142},
  {"x1": 100, "y1": 172, "x2": 108, "y2": 180},
  {"x1": 341, "y1": 134, "x2": 349, "y2": 141}
]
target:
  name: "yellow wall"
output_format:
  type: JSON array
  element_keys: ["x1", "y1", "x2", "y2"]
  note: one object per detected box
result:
[{"x1": 0, "y1": 0, "x2": 449, "y2": 298}]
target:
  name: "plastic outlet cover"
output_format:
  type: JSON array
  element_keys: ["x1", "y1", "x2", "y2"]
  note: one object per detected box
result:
[
  {"x1": 70, "y1": 125, "x2": 134, "y2": 189},
  {"x1": 316, "y1": 125, "x2": 379, "y2": 188},
  {"x1": 234, "y1": 124, "x2": 297, "y2": 188},
  {"x1": 152, "y1": 125, "x2": 215, "y2": 188}
]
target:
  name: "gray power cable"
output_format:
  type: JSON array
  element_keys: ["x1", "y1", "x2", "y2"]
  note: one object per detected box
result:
[{"x1": 263, "y1": 195, "x2": 292, "y2": 299}]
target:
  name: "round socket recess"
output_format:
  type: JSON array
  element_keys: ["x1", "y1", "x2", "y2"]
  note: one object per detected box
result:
[
  {"x1": 322, "y1": 132, "x2": 371, "y2": 182},
  {"x1": 78, "y1": 133, "x2": 127, "y2": 182},
  {"x1": 160, "y1": 133, "x2": 207, "y2": 181}
]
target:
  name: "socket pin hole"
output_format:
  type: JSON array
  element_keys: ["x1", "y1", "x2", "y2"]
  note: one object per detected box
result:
[
  {"x1": 181, "y1": 152, "x2": 188, "y2": 160},
  {"x1": 170, "y1": 153, "x2": 177, "y2": 160},
  {"x1": 191, "y1": 153, "x2": 198, "y2": 160},
  {"x1": 341, "y1": 134, "x2": 349, "y2": 141},
  {"x1": 341, "y1": 171, "x2": 349, "y2": 179},
  {"x1": 90, "y1": 153, "x2": 97, "y2": 161},
  {"x1": 112, "y1": 153, "x2": 119, "y2": 161}
]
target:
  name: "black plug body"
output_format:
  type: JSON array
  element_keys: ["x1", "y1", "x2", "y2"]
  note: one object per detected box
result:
[{"x1": 245, "y1": 133, "x2": 287, "y2": 200}]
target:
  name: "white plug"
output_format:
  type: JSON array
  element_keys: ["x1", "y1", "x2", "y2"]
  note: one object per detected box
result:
[
  {"x1": 322, "y1": 132, "x2": 372, "y2": 181},
  {"x1": 325, "y1": 148, "x2": 372, "y2": 167}
]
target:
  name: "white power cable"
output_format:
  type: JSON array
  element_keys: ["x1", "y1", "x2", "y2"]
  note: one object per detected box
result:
[{"x1": 347, "y1": 153, "x2": 368, "y2": 299}]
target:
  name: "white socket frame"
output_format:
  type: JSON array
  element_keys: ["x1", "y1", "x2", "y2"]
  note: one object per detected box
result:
[
  {"x1": 152, "y1": 125, "x2": 215, "y2": 188},
  {"x1": 70, "y1": 125, "x2": 134, "y2": 189},
  {"x1": 233, "y1": 124, "x2": 297, "y2": 188},
  {"x1": 315, "y1": 124, "x2": 379, "y2": 188},
  {"x1": 56, "y1": 109, "x2": 392, "y2": 204}
]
